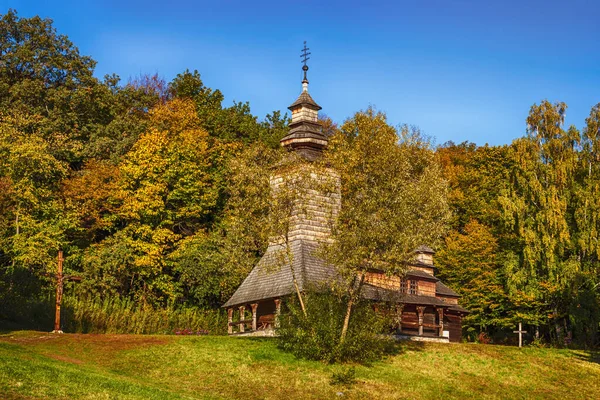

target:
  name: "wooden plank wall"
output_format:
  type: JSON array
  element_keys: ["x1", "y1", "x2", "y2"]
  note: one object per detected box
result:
[
  {"x1": 418, "y1": 281, "x2": 436, "y2": 296},
  {"x1": 445, "y1": 314, "x2": 462, "y2": 342}
]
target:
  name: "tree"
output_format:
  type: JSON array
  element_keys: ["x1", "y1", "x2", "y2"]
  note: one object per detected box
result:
[
  {"x1": 169, "y1": 142, "x2": 282, "y2": 307},
  {"x1": 499, "y1": 100, "x2": 580, "y2": 337},
  {"x1": 80, "y1": 98, "x2": 229, "y2": 305},
  {"x1": 0, "y1": 113, "x2": 72, "y2": 275},
  {"x1": 436, "y1": 142, "x2": 512, "y2": 233},
  {"x1": 436, "y1": 220, "x2": 511, "y2": 339},
  {"x1": 0, "y1": 9, "x2": 115, "y2": 165},
  {"x1": 570, "y1": 103, "x2": 600, "y2": 346},
  {"x1": 62, "y1": 160, "x2": 124, "y2": 245},
  {"x1": 169, "y1": 69, "x2": 289, "y2": 147},
  {"x1": 321, "y1": 108, "x2": 450, "y2": 341}
]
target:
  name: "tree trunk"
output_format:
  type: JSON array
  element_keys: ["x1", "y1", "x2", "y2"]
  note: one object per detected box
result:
[
  {"x1": 340, "y1": 273, "x2": 365, "y2": 343},
  {"x1": 293, "y1": 277, "x2": 306, "y2": 316},
  {"x1": 11, "y1": 210, "x2": 19, "y2": 271},
  {"x1": 286, "y1": 234, "x2": 306, "y2": 316}
]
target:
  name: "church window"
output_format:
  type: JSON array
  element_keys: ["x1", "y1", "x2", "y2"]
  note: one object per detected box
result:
[
  {"x1": 400, "y1": 279, "x2": 407, "y2": 294},
  {"x1": 409, "y1": 280, "x2": 418, "y2": 295}
]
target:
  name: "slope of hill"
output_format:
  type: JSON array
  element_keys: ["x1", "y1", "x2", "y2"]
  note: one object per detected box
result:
[{"x1": 0, "y1": 331, "x2": 598, "y2": 399}]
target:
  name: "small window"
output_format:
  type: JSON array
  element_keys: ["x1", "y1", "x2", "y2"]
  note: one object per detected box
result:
[
  {"x1": 409, "y1": 280, "x2": 418, "y2": 295},
  {"x1": 400, "y1": 280, "x2": 407, "y2": 294}
]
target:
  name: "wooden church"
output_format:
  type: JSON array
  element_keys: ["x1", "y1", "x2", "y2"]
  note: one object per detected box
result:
[{"x1": 223, "y1": 49, "x2": 468, "y2": 342}]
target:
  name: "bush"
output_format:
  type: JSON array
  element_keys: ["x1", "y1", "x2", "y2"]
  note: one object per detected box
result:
[
  {"x1": 277, "y1": 290, "x2": 395, "y2": 363},
  {"x1": 330, "y1": 367, "x2": 356, "y2": 386}
]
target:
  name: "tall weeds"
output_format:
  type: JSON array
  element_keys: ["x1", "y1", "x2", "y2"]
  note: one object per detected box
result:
[{"x1": 1, "y1": 295, "x2": 226, "y2": 335}]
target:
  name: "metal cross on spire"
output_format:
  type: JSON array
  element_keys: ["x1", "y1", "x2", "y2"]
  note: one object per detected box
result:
[{"x1": 300, "y1": 41, "x2": 311, "y2": 83}]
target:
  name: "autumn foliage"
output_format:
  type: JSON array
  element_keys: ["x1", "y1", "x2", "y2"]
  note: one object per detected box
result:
[{"x1": 0, "y1": 10, "x2": 599, "y2": 346}]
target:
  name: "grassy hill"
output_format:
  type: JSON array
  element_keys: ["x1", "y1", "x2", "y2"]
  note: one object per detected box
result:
[{"x1": 0, "y1": 331, "x2": 599, "y2": 399}]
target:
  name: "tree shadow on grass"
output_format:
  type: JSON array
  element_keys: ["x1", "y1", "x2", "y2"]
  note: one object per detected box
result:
[
  {"x1": 0, "y1": 319, "x2": 47, "y2": 335},
  {"x1": 573, "y1": 350, "x2": 600, "y2": 365}
]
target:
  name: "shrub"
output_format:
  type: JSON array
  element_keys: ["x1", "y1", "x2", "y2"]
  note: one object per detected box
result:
[
  {"x1": 277, "y1": 290, "x2": 395, "y2": 363},
  {"x1": 330, "y1": 367, "x2": 356, "y2": 386}
]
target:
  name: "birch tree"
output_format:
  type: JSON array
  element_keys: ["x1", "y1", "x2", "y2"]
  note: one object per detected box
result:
[{"x1": 499, "y1": 100, "x2": 580, "y2": 334}]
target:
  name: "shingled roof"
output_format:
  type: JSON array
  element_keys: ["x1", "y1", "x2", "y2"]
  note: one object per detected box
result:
[
  {"x1": 415, "y1": 245, "x2": 435, "y2": 254},
  {"x1": 224, "y1": 243, "x2": 463, "y2": 308},
  {"x1": 288, "y1": 91, "x2": 322, "y2": 110},
  {"x1": 362, "y1": 284, "x2": 451, "y2": 307},
  {"x1": 223, "y1": 240, "x2": 337, "y2": 308},
  {"x1": 406, "y1": 269, "x2": 439, "y2": 282},
  {"x1": 435, "y1": 281, "x2": 460, "y2": 297}
]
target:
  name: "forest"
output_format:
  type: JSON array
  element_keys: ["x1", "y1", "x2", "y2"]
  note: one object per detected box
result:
[{"x1": 0, "y1": 9, "x2": 599, "y2": 347}]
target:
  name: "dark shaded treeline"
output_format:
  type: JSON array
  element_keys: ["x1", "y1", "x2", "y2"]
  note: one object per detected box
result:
[{"x1": 0, "y1": 10, "x2": 598, "y2": 346}]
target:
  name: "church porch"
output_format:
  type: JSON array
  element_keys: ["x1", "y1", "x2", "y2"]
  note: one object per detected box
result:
[{"x1": 227, "y1": 298, "x2": 281, "y2": 336}]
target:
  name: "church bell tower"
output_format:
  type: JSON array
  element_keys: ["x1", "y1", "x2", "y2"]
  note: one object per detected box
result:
[{"x1": 280, "y1": 42, "x2": 327, "y2": 161}]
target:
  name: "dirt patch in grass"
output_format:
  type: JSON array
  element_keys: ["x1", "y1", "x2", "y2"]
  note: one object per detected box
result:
[
  {"x1": 0, "y1": 331, "x2": 169, "y2": 349},
  {"x1": 45, "y1": 353, "x2": 83, "y2": 365},
  {"x1": 0, "y1": 331, "x2": 172, "y2": 368}
]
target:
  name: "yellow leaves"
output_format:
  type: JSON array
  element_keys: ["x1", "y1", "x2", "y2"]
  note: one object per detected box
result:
[
  {"x1": 119, "y1": 98, "x2": 218, "y2": 226},
  {"x1": 148, "y1": 98, "x2": 202, "y2": 134}
]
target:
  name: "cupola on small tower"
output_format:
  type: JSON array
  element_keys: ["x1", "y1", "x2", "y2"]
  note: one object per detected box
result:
[{"x1": 280, "y1": 41, "x2": 327, "y2": 161}]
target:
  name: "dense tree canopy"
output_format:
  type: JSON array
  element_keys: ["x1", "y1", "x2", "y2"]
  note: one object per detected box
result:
[{"x1": 0, "y1": 9, "x2": 598, "y2": 346}]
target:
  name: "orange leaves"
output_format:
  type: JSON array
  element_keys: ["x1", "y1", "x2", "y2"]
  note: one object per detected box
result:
[{"x1": 62, "y1": 160, "x2": 124, "y2": 236}]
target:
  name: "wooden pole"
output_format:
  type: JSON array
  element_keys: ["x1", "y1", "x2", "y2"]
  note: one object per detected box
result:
[
  {"x1": 274, "y1": 299, "x2": 281, "y2": 328},
  {"x1": 437, "y1": 308, "x2": 444, "y2": 337},
  {"x1": 417, "y1": 306, "x2": 425, "y2": 336},
  {"x1": 53, "y1": 251, "x2": 64, "y2": 334},
  {"x1": 227, "y1": 308, "x2": 233, "y2": 334},
  {"x1": 251, "y1": 303, "x2": 258, "y2": 331},
  {"x1": 239, "y1": 306, "x2": 245, "y2": 333}
]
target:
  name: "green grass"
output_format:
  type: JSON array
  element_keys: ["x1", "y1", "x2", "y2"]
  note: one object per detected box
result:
[{"x1": 0, "y1": 331, "x2": 599, "y2": 399}]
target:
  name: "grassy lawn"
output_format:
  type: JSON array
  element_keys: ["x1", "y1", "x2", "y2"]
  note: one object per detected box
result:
[{"x1": 0, "y1": 331, "x2": 599, "y2": 399}]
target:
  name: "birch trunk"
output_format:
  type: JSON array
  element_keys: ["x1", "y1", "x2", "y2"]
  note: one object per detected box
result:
[{"x1": 340, "y1": 272, "x2": 365, "y2": 342}]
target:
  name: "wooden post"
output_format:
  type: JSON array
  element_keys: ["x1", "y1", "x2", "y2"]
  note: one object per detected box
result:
[
  {"x1": 53, "y1": 251, "x2": 64, "y2": 333},
  {"x1": 437, "y1": 308, "x2": 444, "y2": 337},
  {"x1": 49, "y1": 250, "x2": 82, "y2": 334},
  {"x1": 238, "y1": 306, "x2": 245, "y2": 333},
  {"x1": 227, "y1": 308, "x2": 233, "y2": 334},
  {"x1": 396, "y1": 305, "x2": 403, "y2": 334},
  {"x1": 513, "y1": 322, "x2": 527, "y2": 348},
  {"x1": 251, "y1": 303, "x2": 258, "y2": 331},
  {"x1": 416, "y1": 306, "x2": 425, "y2": 336},
  {"x1": 274, "y1": 299, "x2": 281, "y2": 328}
]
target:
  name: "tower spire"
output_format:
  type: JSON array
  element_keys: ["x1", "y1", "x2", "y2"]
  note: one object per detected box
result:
[{"x1": 280, "y1": 41, "x2": 327, "y2": 161}]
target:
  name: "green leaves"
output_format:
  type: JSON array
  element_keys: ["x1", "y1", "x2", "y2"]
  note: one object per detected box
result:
[
  {"x1": 322, "y1": 108, "x2": 450, "y2": 280},
  {"x1": 437, "y1": 221, "x2": 512, "y2": 335}
]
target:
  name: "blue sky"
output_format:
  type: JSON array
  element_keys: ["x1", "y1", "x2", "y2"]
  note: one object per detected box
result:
[{"x1": 5, "y1": 1, "x2": 600, "y2": 146}]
